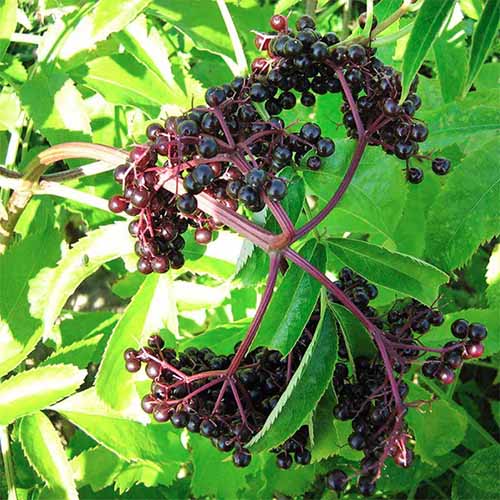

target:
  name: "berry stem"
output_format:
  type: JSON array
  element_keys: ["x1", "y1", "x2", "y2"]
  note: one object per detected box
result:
[
  {"x1": 293, "y1": 136, "x2": 368, "y2": 241},
  {"x1": 283, "y1": 247, "x2": 405, "y2": 413},
  {"x1": 226, "y1": 253, "x2": 281, "y2": 375}
]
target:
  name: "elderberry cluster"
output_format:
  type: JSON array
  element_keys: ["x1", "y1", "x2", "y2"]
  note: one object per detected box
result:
[
  {"x1": 252, "y1": 14, "x2": 451, "y2": 183},
  {"x1": 421, "y1": 318, "x2": 488, "y2": 384},
  {"x1": 124, "y1": 313, "x2": 319, "y2": 468},
  {"x1": 330, "y1": 356, "x2": 412, "y2": 496}
]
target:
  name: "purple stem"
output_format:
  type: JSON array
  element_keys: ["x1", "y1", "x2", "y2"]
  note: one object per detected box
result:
[
  {"x1": 283, "y1": 247, "x2": 404, "y2": 413},
  {"x1": 293, "y1": 136, "x2": 368, "y2": 241},
  {"x1": 227, "y1": 253, "x2": 281, "y2": 375}
]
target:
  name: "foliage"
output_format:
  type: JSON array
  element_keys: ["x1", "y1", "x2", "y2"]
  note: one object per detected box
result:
[{"x1": 0, "y1": 1, "x2": 498, "y2": 499}]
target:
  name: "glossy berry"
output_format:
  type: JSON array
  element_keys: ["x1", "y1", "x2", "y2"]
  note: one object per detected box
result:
[
  {"x1": 153, "y1": 405, "x2": 171, "y2": 423},
  {"x1": 198, "y1": 137, "x2": 218, "y2": 158},
  {"x1": 205, "y1": 87, "x2": 226, "y2": 107},
  {"x1": 126, "y1": 358, "x2": 141, "y2": 372},
  {"x1": 358, "y1": 476, "x2": 376, "y2": 497},
  {"x1": 464, "y1": 342, "x2": 484, "y2": 359},
  {"x1": 295, "y1": 448, "x2": 311, "y2": 465},
  {"x1": 195, "y1": 227, "x2": 212, "y2": 244},
  {"x1": 407, "y1": 167, "x2": 424, "y2": 184},
  {"x1": 238, "y1": 185, "x2": 260, "y2": 208},
  {"x1": 176, "y1": 193, "x2": 197, "y2": 214},
  {"x1": 300, "y1": 122, "x2": 321, "y2": 143},
  {"x1": 445, "y1": 350, "x2": 463, "y2": 370},
  {"x1": 151, "y1": 256, "x2": 169, "y2": 273},
  {"x1": 451, "y1": 319, "x2": 469, "y2": 339},
  {"x1": 276, "y1": 452, "x2": 292, "y2": 469},
  {"x1": 316, "y1": 138, "x2": 335, "y2": 157},
  {"x1": 192, "y1": 164, "x2": 215, "y2": 186},
  {"x1": 348, "y1": 44, "x2": 367, "y2": 64},
  {"x1": 233, "y1": 449, "x2": 252, "y2": 467},
  {"x1": 468, "y1": 323, "x2": 487, "y2": 342},
  {"x1": 327, "y1": 469, "x2": 348, "y2": 492},
  {"x1": 109, "y1": 195, "x2": 128, "y2": 213},
  {"x1": 171, "y1": 411, "x2": 188, "y2": 428},
  {"x1": 437, "y1": 366, "x2": 455, "y2": 385},
  {"x1": 348, "y1": 432, "x2": 366, "y2": 450},
  {"x1": 270, "y1": 14, "x2": 287, "y2": 31},
  {"x1": 301, "y1": 92, "x2": 316, "y2": 106},
  {"x1": 432, "y1": 157, "x2": 451, "y2": 175},
  {"x1": 307, "y1": 156, "x2": 322, "y2": 170},
  {"x1": 266, "y1": 178, "x2": 287, "y2": 201}
]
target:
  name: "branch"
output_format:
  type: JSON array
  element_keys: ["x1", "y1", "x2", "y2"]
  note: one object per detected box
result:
[
  {"x1": 283, "y1": 247, "x2": 404, "y2": 413},
  {"x1": 227, "y1": 253, "x2": 281, "y2": 374},
  {"x1": 0, "y1": 426, "x2": 17, "y2": 500},
  {"x1": 293, "y1": 136, "x2": 368, "y2": 241}
]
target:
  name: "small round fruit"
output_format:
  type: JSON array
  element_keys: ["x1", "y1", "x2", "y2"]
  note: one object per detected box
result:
[
  {"x1": 192, "y1": 164, "x2": 215, "y2": 186},
  {"x1": 171, "y1": 411, "x2": 188, "y2": 428},
  {"x1": 358, "y1": 476, "x2": 376, "y2": 497},
  {"x1": 195, "y1": 228, "x2": 212, "y2": 244},
  {"x1": 276, "y1": 452, "x2": 292, "y2": 470},
  {"x1": 151, "y1": 256, "x2": 169, "y2": 273},
  {"x1": 451, "y1": 319, "x2": 469, "y2": 339},
  {"x1": 327, "y1": 469, "x2": 348, "y2": 492},
  {"x1": 125, "y1": 358, "x2": 141, "y2": 373},
  {"x1": 109, "y1": 195, "x2": 128, "y2": 213},
  {"x1": 233, "y1": 448, "x2": 252, "y2": 467},
  {"x1": 463, "y1": 342, "x2": 484, "y2": 359},
  {"x1": 307, "y1": 156, "x2": 322, "y2": 170},
  {"x1": 177, "y1": 193, "x2": 198, "y2": 214},
  {"x1": 153, "y1": 405, "x2": 171, "y2": 423},
  {"x1": 437, "y1": 366, "x2": 455, "y2": 385},
  {"x1": 137, "y1": 257, "x2": 153, "y2": 275},
  {"x1": 407, "y1": 167, "x2": 424, "y2": 184},
  {"x1": 141, "y1": 394, "x2": 156, "y2": 414},
  {"x1": 316, "y1": 138, "x2": 335, "y2": 157},
  {"x1": 266, "y1": 178, "x2": 287, "y2": 201},
  {"x1": 468, "y1": 323, "x2": 487, "y2": 342},
  {"x1": 300, "y1": 122, "x2": 321, "y2": 143},
  {"x1": 295, "y1": 448, "x2": 312, "y2": 465},
  {"x1": 432, "y1": 157, "x2": 451, "y2": 175}
]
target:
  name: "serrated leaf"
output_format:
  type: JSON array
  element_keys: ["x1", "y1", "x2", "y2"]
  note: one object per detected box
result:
[
  {"x1": 71, "y1": 446, "x2": 124, "y2": 492},
  {"x1": 486, "y1": 244, "x2": 500, "y2": 309},
  {"x1": 425, "y1": 140, "x2": 500, "y2": 271},
  {"x1": 329, "y1": 303, "x2": 376, "y2": 358},
  {"x1": 40, "y1": 335, "x2": 105, "y2": 369},
  {"x1": 180, "y1": 318, "x2": 252, "y2": 355},
  {"x1": 407, "y1": 386, "x2": 468, "y2": 465},
  {"x1": 253, "y1": 240, "x2": 326, "y2": 354},
  {"x1": 249, "y1": 308, "x2": 337, "y2": 452},
  {"x1": 19, "y1": 412, "x2": 78, "y2": 500},
  {"x1": 71, "y1": 54, "x2": 176, "y2": 116},
  {"x1": 0, "y1": 0, "x2": 17, "y2": 62},
  {"x1": 20, "y1": 67, "x2": 91, "y2": 145},
  {"x1": 433, "y1": 22, "x2": 468, "y2": 102},
  {"x1": 0, "y1": 364, "x2": 86, "y2": 425},
  {"x1": 55, "y1": 0, "x2": 151, "y2": 62},
  {"x1": 53, "y1": 388, "x2": 188, "y2": 464},
  {"x1": 0, "y1": 226, "x2": 61, "y2": 377},
  {"x1": 452, "y1": 445, "x2": 500, "y2": 499},
  {"x1": 29, "y1": 221, "x2": 133, "y2": 340},
  {"x1": 400, "y1": 0, "x2": 456, "y2": 100},
  {"x1": 96, "y1": 273, "x2": 178, "y2": 412},
  {"x1": 419, "y1": 91, "x2": 500, "y2": 151},
  {"x1": 328, "y1": 238, "x2": 448, "y2": 305},
  {"x1": 465, "y1": 0, "x2": 500, "y2": 93},
  {"x1": 303, "y1": 140, "x2": 408, "y2": 243},
  {"x1": 114, "y1": 461, "x2": 179, "y2": 493}
]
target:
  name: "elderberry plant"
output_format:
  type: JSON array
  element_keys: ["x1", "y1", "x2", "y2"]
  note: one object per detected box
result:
[{"x1": 0, "y1": 1, "x2": 498, "y2": 499}]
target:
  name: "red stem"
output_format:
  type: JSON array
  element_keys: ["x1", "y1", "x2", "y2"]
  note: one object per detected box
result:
[{"x1": 293, "y1": 136, "x2": 368, "y2": 241}]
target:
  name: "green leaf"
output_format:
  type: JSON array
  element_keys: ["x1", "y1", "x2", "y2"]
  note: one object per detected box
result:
[
  {"x1": 253, "y1": 240, "x2": 326, "y2": 354},
  {"x1": 19, "y1": 412, "x2": 78, "y2": 500},
  {"x1": 407, "y1": 386, "x2": 468, "y2": 465},
  {"x1": 180, "y1": 318, "x2": 252, "y2": 355},
  {"x1": 329, "y1": 303, "x2": 376, "y2": 358},
  {"x1": 96, "y1": 273, "x2": 178, "y2": 413},
  {"x1": 419, "y1": 91, "x2": 500, "y2": 151},
  {"x1": 41, "y1": 335, "x2": 105, "y2": 369},
  {"x1": 114, "y1": 461, "x2": 179, "y2": 493},
  {"x1": 311, "y1": 388, "x2": 338, "y2": 462},
  {"x1": 451, "y1": 445, "x2": 500, "y2": 499},
  {"x1": 465, "y1": 0, "x2": 500, "y2": 93},
  {"x1": 29, "y1": 222, "x2": 133, "y2": 341},
  {"x1": 328, "y1": 238, "x2": 448, "y2": 305},
  {"x1": 20, "y1": 67, "x2": 92, "y2": 145},
  {"x1": 0, "y1": 89, "x2": 20, "y2": 131},
  {"x1": 0, "y1": 227, "x2": 61, "y2": 377},
  {"x1": 401, "y1": 0, "x2": 456, "y2": 101},
  {"x1": 486, "y1": 243, "x2": 500, "y2": 310},
  {"x1": 71, "y1": 54, "x2": 175, "y2": 116},
  {"x1": 114, "y1": 15, "x2": 188, "y2": 108},
  {"x1": 425, "y1": 140, "x2": 500, "y2": 271},
  {"x1": 303, "y1": 140, "x2": 408, "y2": 243},
  {"x1": 93, "y1": 0, "x2": 152, "y2": 38},
  {"x1": 0, "y1": 0, "x2": 16, "y2": 62},
  {"x1": 249, "y1": 308, "x2": 337, "y2": 452},
  {"x1": 190, "y1": 434, "x2": 261, "y2": 498},
  {"x1": 53, "y1": 388, "x2": 188, "y2": 464},
  {"x1": 71, "y1": 446, "x2": 124, "y2": 492},
  {"x1": 433, "y1": 22, "x2": 468, "y2": 102},
  {"x1": 0, "y1": 364, "x2": 86, "y2": 425}
]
